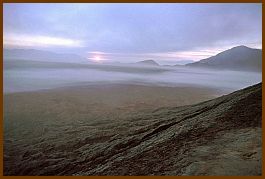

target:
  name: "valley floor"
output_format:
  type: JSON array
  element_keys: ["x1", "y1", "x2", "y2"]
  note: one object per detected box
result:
[{"x1": 3, "y1": 83, "x2": 262, "y2": 175}]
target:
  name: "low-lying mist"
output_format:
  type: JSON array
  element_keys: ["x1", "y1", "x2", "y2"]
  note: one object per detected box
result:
[{"x1": 4, "y1": 60, "x2": 262, "y2": 94}]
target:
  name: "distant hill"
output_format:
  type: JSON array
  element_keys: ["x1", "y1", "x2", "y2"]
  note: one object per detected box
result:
[
  {"x1": 186, "y1": 46, "x2": 262, "y2": 72},
  {"x1": 136, "y1": 60, "x2": 159, "y2": 66},
  {"x1": 4, "y1": 59, "x2": 169, "y2": 74},
  {"x1": 3, "y1": 48, "x2": 86, "y2": 63}
]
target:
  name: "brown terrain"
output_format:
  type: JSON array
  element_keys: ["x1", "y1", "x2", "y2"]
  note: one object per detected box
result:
[{"x1": 3, "y1": 83, "x2": 262, "y2": 176}]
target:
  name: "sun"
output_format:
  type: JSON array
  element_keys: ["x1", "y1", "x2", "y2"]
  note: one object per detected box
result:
[{"x1": 93, "y1": 56, "x2": 102, "y2": 62}]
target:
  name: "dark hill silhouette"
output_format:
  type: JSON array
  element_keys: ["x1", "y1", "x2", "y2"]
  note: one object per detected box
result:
[
  {"x1": 186, "y1": 46, "x2": 262, "y2": 72},
  {"x1": 136, "y1": 60, "x2": 160, "y2": 66}
]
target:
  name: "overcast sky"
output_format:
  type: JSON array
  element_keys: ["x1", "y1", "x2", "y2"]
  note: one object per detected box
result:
[{"x1": 3, "y1": 3, "x2": 262, "y2": 64}]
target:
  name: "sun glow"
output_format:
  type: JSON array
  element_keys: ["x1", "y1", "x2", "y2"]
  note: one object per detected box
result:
[{"x1": 92, "y1": 56, "x2": 102, "y2": 63}]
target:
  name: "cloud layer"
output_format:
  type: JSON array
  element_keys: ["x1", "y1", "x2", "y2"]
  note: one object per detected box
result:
[{"x1": 4, "y1": 3, "x2": 262, "y2": 63}]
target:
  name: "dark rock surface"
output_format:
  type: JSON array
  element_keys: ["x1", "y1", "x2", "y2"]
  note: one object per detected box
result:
[{"x1": 4, "y1": 83, "x2": 262, "y2": 176}]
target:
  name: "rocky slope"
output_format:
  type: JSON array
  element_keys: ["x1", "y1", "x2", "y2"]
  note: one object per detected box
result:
[{"x1": 4, "y1": 83, "x2": 262, "y2": 176}]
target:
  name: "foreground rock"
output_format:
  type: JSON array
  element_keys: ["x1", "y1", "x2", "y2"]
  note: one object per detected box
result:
[{"x1": 4, "y1": 83, "x2": 262, "y2": 175}]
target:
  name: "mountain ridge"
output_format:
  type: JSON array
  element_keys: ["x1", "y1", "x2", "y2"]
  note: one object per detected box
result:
[{"x1": 186, "y1": 46, "x2": 262, "y2": 72}]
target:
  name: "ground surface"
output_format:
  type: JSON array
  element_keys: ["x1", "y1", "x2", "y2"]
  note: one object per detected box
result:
[{"x1": 3, "y1": 83, "x2": 262, "y2": 176}]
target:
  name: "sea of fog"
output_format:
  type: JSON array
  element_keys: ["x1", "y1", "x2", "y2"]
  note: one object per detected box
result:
[{"x1": 4, "y1": 61, "x2": 262, "y2": 94}]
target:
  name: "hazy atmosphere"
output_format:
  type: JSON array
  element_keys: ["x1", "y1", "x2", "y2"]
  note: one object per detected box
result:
[
  {"x1": 4, "y1": 3, "x2": 262, "y2": 64},
  {"x1": 3, "y1": 3, "x2": 262, "y2": 176},
  {"x1": 3, "y1": 60, "x2": 262, "y2": 94}
]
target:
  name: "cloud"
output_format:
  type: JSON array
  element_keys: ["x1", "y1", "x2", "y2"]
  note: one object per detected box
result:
[
  {"x1": 4, "y1": 33, "x2": 83, "y2": 48},
  {"x1": 86, "y1": 44, "x2": 261, "y2": 64},
  {"x1": 3, "y1": 3, "x2": 262, "y2": 63}
]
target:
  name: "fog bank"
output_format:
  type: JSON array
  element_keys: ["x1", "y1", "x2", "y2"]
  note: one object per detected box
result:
[{"x1": 4, "y1": 60, "x2": 261, "y2": 94}]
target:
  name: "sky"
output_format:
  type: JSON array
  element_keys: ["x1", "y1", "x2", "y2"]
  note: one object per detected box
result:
[{"x1": 3, "y1": 3, "x2": 262, "y2": 64}]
